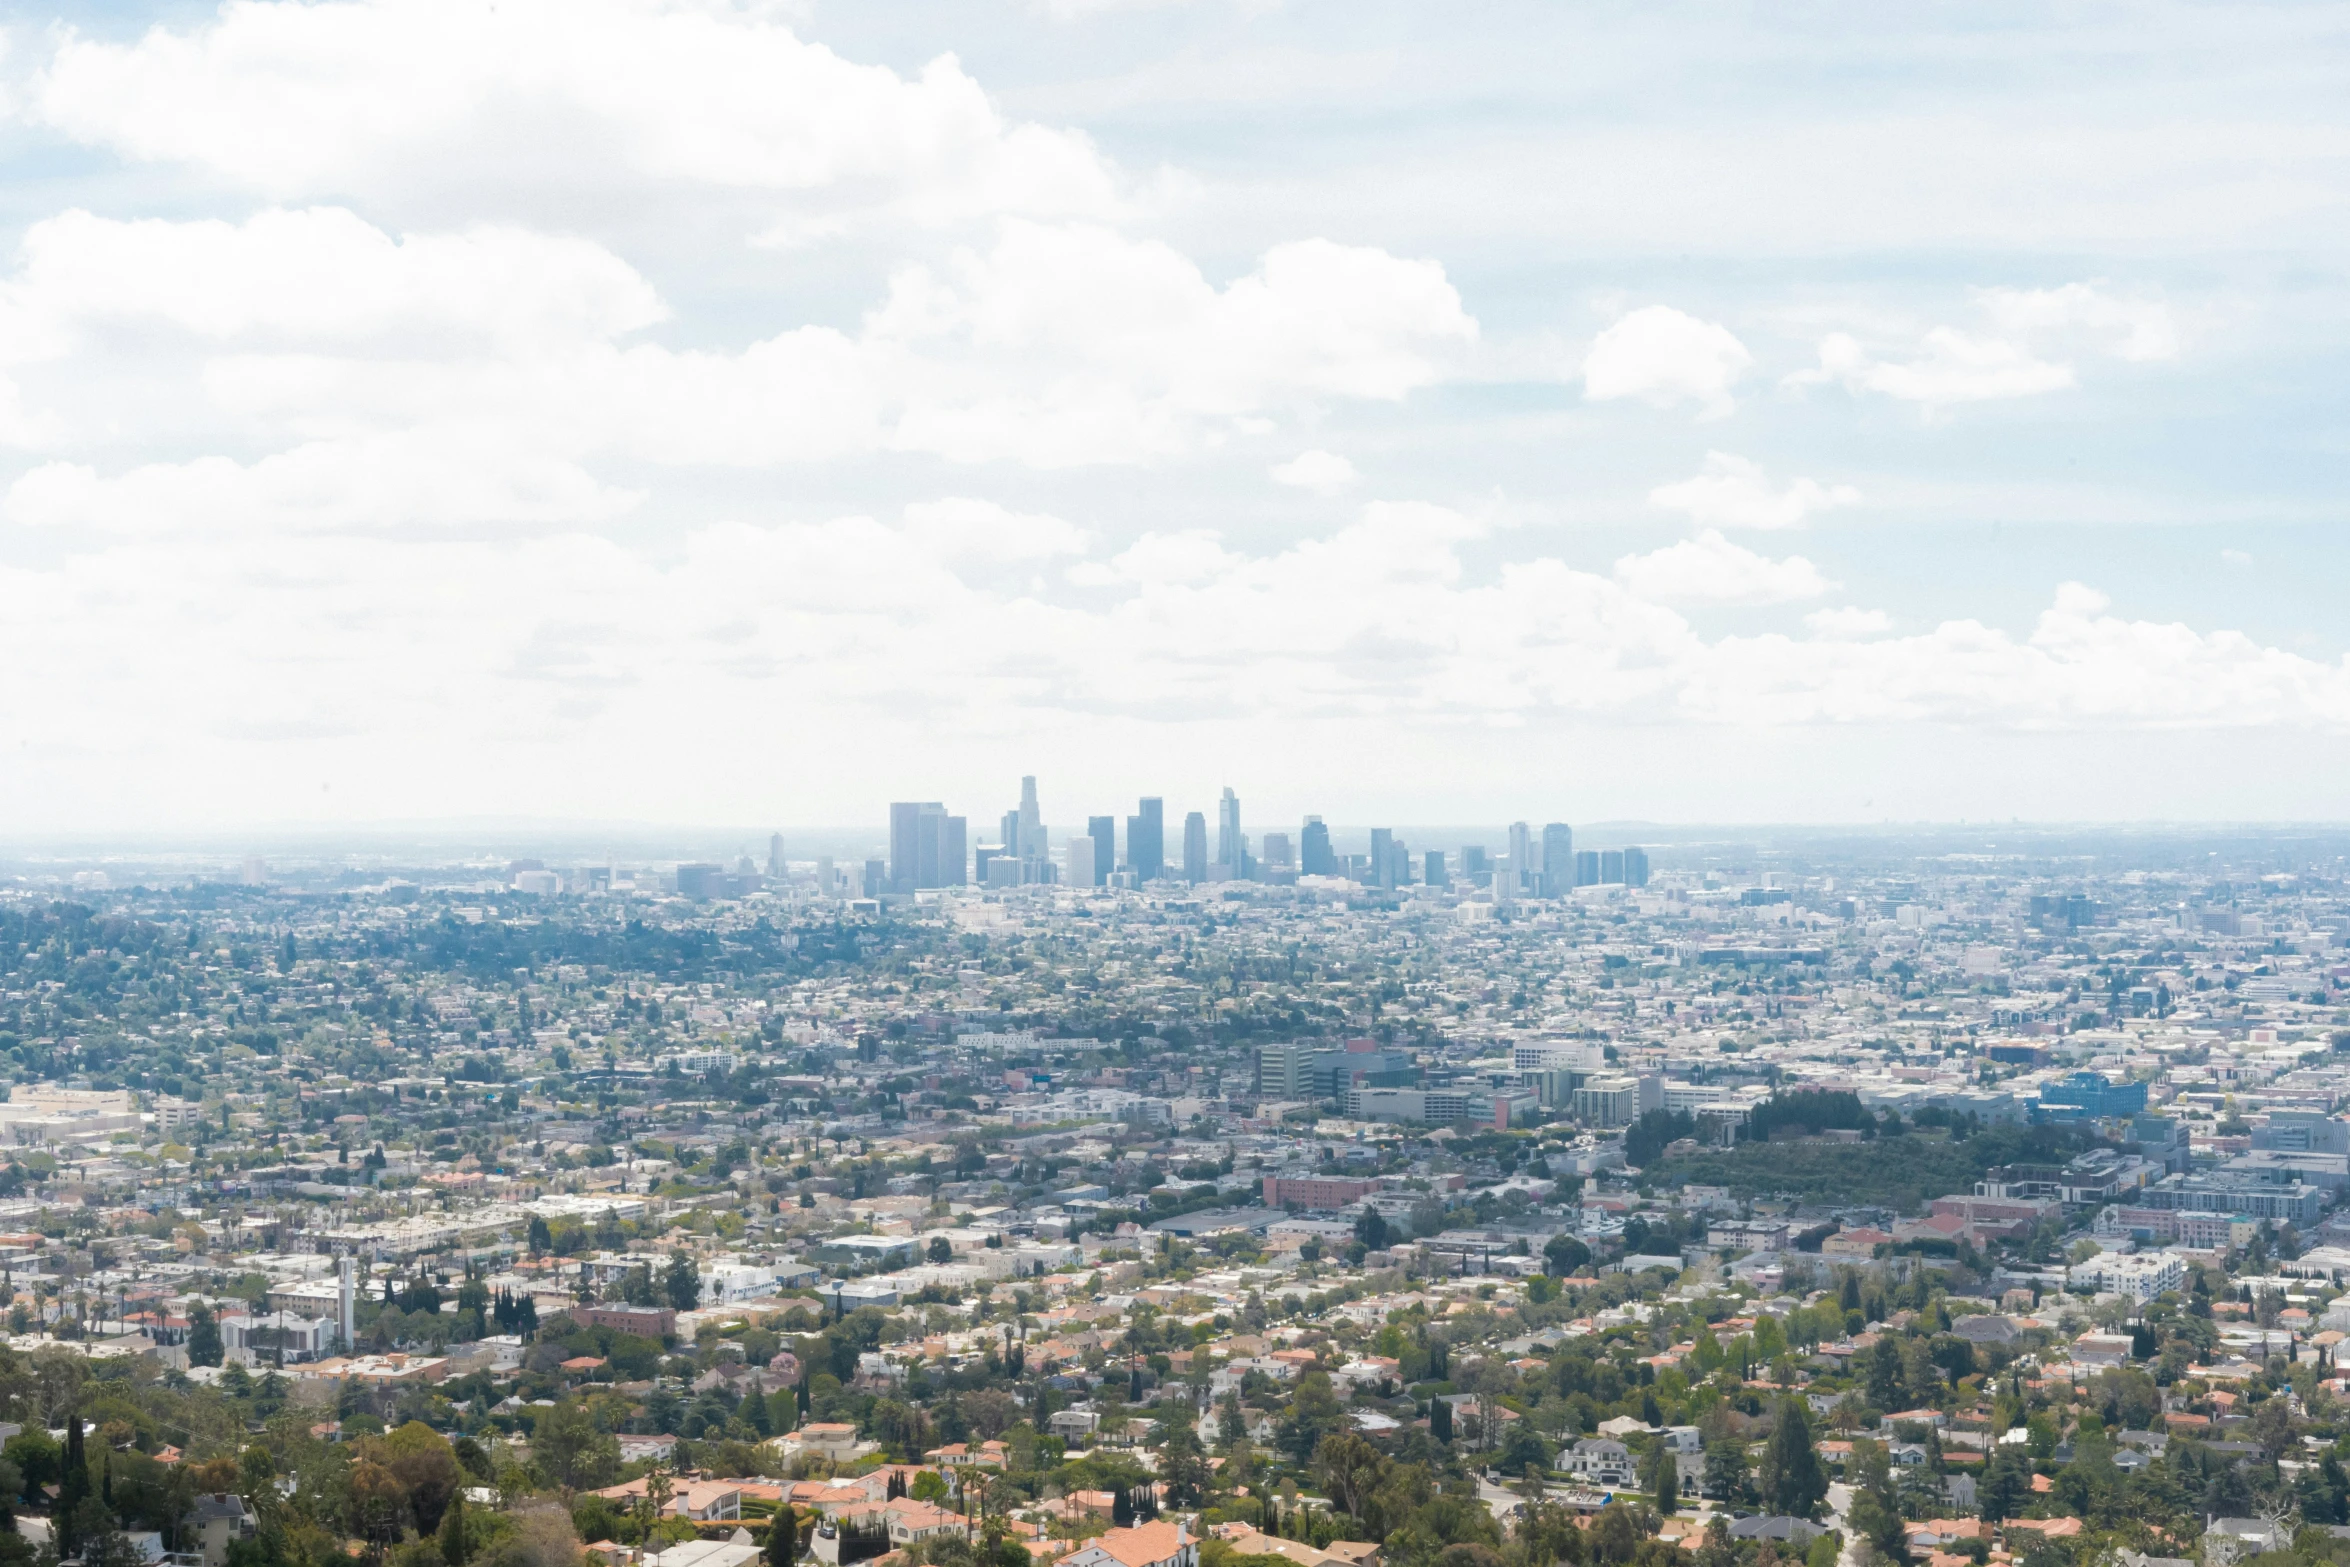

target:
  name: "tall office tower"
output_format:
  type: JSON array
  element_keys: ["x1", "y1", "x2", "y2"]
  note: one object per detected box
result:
[
  {"x1": 1623, "y1": 845, "x2": 1650, "y2": 887},
  {"x1": 1424, "y1": 850, "x2": 1446, "y2": 885},
  {"x1": 1217, "y1": 787, "x2": 1242, "y2": 874},
  {"x1": 1300, "y1": 816, "x2": 1336, "y2": 876},
  {"x1": 1369, "y1": 828, "x2": 1395, "y2": 890},
  {"x1": 943, "y1": 815, "x2": 967, "y2": 886},
  {"x1": 889, "y1": 802, "x2": 929, "y2": 892},
  {"x1": 1541, "y1": 823, "x2": 1573, "y2": 897},
  {"x1": 999, "y1": 809, "x2": 1021, "y2": 858},
  {"x1": 889, "y1": 802, "x2": 961, "y2": 891},
  {"x1": 1507, "y1": 821, "x2": 1534, "y2": 896},
  {"x1": 1017, "y1": 776, "x2": 1044, "y2": 870},
  {"x1": 1262, "y1": 832, "x2": 1295, "y2": 870},
  {"x1": 1602, "y1": 849, "x2": 1626, "y2": 884},
  {"x1": 1460, "y1": 845, "x2": 1490, "y2": 881},
  {"x1": 1066, "y1": 834, "x2": 1095, "y2": 890},
  {"x1": 1492, "y1": 854, "x2": 1515, "y2": 904},
  {"x1": 816, "y1": 856, "x2": 835, "y2": 895},
  {"x1": 1258, "y1": 1040, "x2": 1319, "y2": 1099},
  {"x1": 1087, "y1": 816, "x2": 1116, "y2": 887},
  {"x1": 767, "y1": 833, "x2": 785, "y2": 878},
  {"x1": 1130, "y1": 797, "x2": 1165, "y2": 882},
  {"x1": 1575, "y1": 849, "x2": 1600, "y2": 887},
  {"x1": 861, "y1": 858, "x2": 885, "y2": 897},
  {"x1": 1183, "y1": 812, "x2": 1209, "y2": 883},
  {"x1": 1388, "y1": 837, "x2": 1411, "y2": 889}
]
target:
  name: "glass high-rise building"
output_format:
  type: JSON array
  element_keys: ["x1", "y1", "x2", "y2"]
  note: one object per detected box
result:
[
  {"x1": 1541, "y1": 823, "x2": 1573, "y2": 897},
  {"x1": 1087, "y1": 816, "x2": 1116, "y2": 886},
  {"x1": 1182, "y1": 811, "x2": 1208, "y2": 883},
  {"x1": 1128, "y1": 797, "x2": 1165, "y2": 882},
  {"x1": 1300, "y1": 816, "x2": 1336, "y2": 876}
]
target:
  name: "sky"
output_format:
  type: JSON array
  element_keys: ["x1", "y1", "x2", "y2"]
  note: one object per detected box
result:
[{"x1": 4, "y1": 0, "x2": 2350, "y2": 834}]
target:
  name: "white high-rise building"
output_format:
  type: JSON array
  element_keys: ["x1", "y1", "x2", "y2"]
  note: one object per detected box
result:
[
  {"x1": 1217, "y1": 787, "x2": 1243, "y2": 873},
  {"x1": 1066, "y1": 835, "x2": 1095, "y2": 890}
]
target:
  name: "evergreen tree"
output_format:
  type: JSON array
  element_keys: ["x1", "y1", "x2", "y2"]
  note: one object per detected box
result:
[
  {"x1": 1977, "y1": 1447, "x2": 2029, "y2": 1524},
  {"x1": 1430, "y1": 1398, "x2": 1453, "y2": 1444},
  {"x1": 57, "y1": 1417, "x2": 88, "y2": 1560},
  {"x1": 1864, "y1": 1339, "x2": 1905, "y2": 1411},
  {"x1": 664, "y1": 1253, "x2": 701, "y2": 1311},
  {"x1": 765, "y1": 1511, "x2": 797, "y2": 1567},
  {"x1": 527, "y1": 1216, "x2": 552, "y2": 1255},
  {"x1": 1654, "y1": 1448, "x2": 1680, "y2": 1515},
  {"x1": 187, "y1": 1302, "x2": 223, "y2": 1368},
  {"x1": 1758, "y1": 1399, "x2": 1828, "y2": 1519},
  {"x1": 438, "y1": 1488, "x2": 468, "y2": 1567},
  {"x1": 1112, "y1": 1487, "x2": 1135, "y2": 1528}
]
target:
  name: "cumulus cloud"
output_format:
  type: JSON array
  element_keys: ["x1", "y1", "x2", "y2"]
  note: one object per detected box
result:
[
  {"x1": 6, "y1": 507, "x2": 2344, "y2": 821},
  {"x1": 0, "y1": 209, "x2": 1474, "y2": 478},
  {"x1": 1805, "y1": 606, "x2": 1894, "y2": 639},
  {"x1": 1613, "y1": 530, "x2": 1835, "y2": 605},
  {"x1": 1647, "y1": 452, "x2": 1860, "y2": 531},
  {"x1": 1791, "y1": 281, "x2": 2176, "y2": 407},
  {"x1": 1270, "y1": 449, "x2": 1359, "y2": 493},
  {"x1": 1581, "y1": 305, "x2": 1751, "y2": 417},
  {"x1": 29, "y1": 0, "x2": 1128, "y2": 231}
]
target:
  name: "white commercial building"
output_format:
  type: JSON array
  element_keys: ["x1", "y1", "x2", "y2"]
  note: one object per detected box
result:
[{"x1": 2067, "y1": 1251, "x2": 2185, "y2": 1303}]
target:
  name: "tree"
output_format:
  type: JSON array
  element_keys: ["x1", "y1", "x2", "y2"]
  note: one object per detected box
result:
[
  {"x1": 928, "y1": 1237, "x2": 953, "y2": 1265},
  {"x1": 56, "y1": 1418, "x2": 89, "y2": 1561},
  {"x1": 1863, "y1": 1339, "x2": 1903, "y2": 1412},
  {"x1": 438, "y1": 1489, "x2": 469, "y2": 1567},
  {"x1": 1354, "y1": 1211, "x2": 1391, "y2": 1251},
  {"x1": 1703, "y1": 1439, "x2": 1751, "y2": 1507},
  {"x1": 380, "y1": 1423, "x2": 462, "y2": 1534},
  {"x1": 1976, "y1": 1447, "x2": 2028, "y2": 1525},
  {"x1": 663, "y1": 1253, "x2": 701, "y2": 1311},
  {"x1": 1280, "y1": 1372, "x2": 1345, "y2": 1462},
  {"x1": 532, "y1": 1401, "x2": 620, "y2": 1493},
  {"x1": 765, "y1": 1509, "x2": 798, "y2": 1567},
  {"x1": 1314, "y1": 1431, "x2": 1389, "y2": 1523},
  {"x1": 1757, "y1": 1399, "x2": 1827, "y2": 1519},
  {"x1": 1845, "y1": 1439, "x2": 1904, "y2": 1564},
  {"x1": 1544, "y1": 1236, "x2": 1592, "y2": 1277},
  {"x1": 187, "y1": 1303, "x2": 224, "y2": 1368},
  {"x1": 1653, "y1": 1447, "x2": 1680, "y2": 1516},
  {"x1": 1430, "y1": 1398, "x2": 1454, "y2": 1445},
  {"x1": 527, "y1": 1216, "x2": 553, "y2": 1256},
  {"x1": 1161, "y1": 1419, "x2": 1210, "y2": 1506}
]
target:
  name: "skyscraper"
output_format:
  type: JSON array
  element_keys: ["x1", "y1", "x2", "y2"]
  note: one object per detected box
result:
[
  {"x1": 1129, "y1": 797, "x2": 1165, "y2": 882},
  {"x1": 1424, "y1": 849, "x2": 1446, "y2": 885},
  {"x1": 767, "y1": 833, "x2": 785, "y2": 878},
  {"x1": 1624, "y1": 845, "x2": 1650, "y2": 887},
  {"x1": 1575, "y1": 849, "x2": 1600, "y2": 887},
  {"x1": 1369, "y1": 828, "x2": 1394, "y2": 890},
  {"x1": 1087, "y1": 816, "x2": 1116, "y2": 887},
  {"x1": 1507, "y1": 821, "x2": 1534, "y2": 896},
  {"x1": 1217, "y1": 787, "x2": 1242, "y2": 874},
  {"x1": 1066, "y1": 834, "x2": 1095, "y2": 890},
  {"x1": 1541, "y1": 823, "x2": 1573, "y2": 897},
  {"x1": 1017, "y1": 775, "x2": 1044, "y2": 871},
  {"x1": 1183, "y1": 811, "x2": 1208, "y2": 883},
  {"x1": 1602, "y1": 849, "x2": 1625, "y2": 884},
  {"x1": 888, "y1": 801, "x2": 963, "y2": 891},
  {"x1": 1300, "y1": 816, "x2": 1336, "y2": 876}
]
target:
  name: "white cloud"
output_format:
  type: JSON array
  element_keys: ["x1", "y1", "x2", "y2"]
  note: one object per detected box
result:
[
  {"x1": 1613, "y1": 530, "x2": 1835, "y2": 605},
  {"x1": 1581, "y1": 305, "x2": 1751, "y2": 417},
  {"x1": 902, "y1": 498, "x2": 1091, "y2": 564},
  {"x1": 1805, "y1": 606, "x2": 1893, "y2": 638},
  {"x1": 1792, "y1": 282, "x2": 2175, "y2": 407},
  {"x1": 1980, "y1": 282, "x2": 2178, "y2": 363},
  {"x1": 1270, "y1": 449, "x2": 1359, "y2": 494},
  {"x1": 0, "y1": 207, "x2": 665, "y2": 356},
  {"x1": 1647, "y1": 452, "x2": 1860, "y2": 531},
  {"x1": 0, "y1": 210, "x2": 1473, "y2": 475},
  {"x1": 5, "y1": 432, "x2": 641, "y2": 536},
  {"x1": 30, "y1": 0, "x2": 1127, "y2": 231}
]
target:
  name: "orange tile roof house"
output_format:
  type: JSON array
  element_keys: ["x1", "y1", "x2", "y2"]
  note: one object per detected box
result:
[{"x1": 1061, "y1": 1522, "x2": 1197, "y2": 1567}]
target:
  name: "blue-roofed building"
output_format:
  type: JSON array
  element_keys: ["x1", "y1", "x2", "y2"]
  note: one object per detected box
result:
[{"x1": 2034, "y1": 1071, "x2": 2148, "y2": 1123}]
